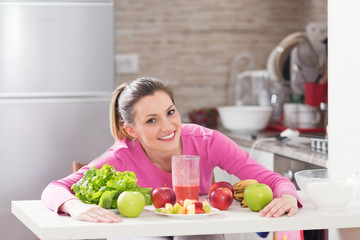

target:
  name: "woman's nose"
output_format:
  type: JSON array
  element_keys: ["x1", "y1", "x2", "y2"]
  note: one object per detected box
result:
[{"x1": 160, "y1": 117, "x2": 173, "y2": 131}]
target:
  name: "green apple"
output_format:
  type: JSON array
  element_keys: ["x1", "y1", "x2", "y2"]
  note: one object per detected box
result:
[
  {"x1": 117, "y1": 191, "x2": 145, "y2": 217},
  {"x1": 244, "y1": 183, "x2": 273, "y2": 212}
]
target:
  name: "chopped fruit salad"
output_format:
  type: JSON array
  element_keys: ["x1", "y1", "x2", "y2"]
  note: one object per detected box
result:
[{"x1": 155, "y1": 199, "x2": 211, "y2": 214}]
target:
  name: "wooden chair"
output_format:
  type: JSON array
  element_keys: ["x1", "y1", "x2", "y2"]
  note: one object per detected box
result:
[{"x1": 72, "y1": 161, "x2": 86, "y2": 173}]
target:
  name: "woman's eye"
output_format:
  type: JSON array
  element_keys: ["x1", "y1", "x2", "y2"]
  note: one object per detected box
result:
[
  {"x1": 146, "y1": 118, "x2": 156, "y2": 124},
  {"x1": 167, "y1": 109, "x2": 175, "y2": 116}
]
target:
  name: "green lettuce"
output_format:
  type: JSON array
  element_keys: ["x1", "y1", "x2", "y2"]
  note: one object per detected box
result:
[{"x1": 71, "y1": 164, "x2": 152, "y2": 209}]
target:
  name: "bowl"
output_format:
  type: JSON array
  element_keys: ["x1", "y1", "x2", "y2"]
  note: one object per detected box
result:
[
  {"x1": 217, "y1": 106, "x2": 273, "y2": 134},
  {"x1": 295, "y1": 169, "x2": 355, "y2": 210}
]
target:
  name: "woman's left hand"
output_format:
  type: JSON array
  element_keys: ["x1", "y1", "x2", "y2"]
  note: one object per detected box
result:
[{"x1": 258, "y1": 194, "x2": 298, "y2": 218}]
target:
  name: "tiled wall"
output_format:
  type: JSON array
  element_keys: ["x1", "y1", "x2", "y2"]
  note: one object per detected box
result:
[{"x1": 114, "y1": 0, "x2": 327, "y2": 120}]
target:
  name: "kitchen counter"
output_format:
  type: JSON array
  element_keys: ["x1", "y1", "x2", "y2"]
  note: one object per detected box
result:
[
  {"x1": 11, "y1": 193, "x2": 360, "y2": 240},
  {"x1": 223, "y1": 130, "x2": 328, "y2": 168}
]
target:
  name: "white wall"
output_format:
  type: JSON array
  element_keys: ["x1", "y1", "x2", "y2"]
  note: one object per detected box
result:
[
  {"x1": 328, "y1": 0, "x2": 360, "y2": 239},
  {"x1": 328, "y1": 0, "x2": 360, "y2": 175}
]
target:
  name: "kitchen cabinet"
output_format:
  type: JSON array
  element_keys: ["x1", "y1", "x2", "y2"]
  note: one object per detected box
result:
[{"x1": 213, "y1": 146, "x2": 274, "y2": 184}]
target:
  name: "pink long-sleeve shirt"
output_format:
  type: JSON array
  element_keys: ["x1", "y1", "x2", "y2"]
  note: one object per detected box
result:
[{"x1": 41, "y1": 124, "x2": 301, "y2": 213}]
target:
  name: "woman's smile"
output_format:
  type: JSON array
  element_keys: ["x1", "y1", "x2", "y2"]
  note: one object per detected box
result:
[{"x1": 158, "y1": 131, "x2": 176, "y2": 141}]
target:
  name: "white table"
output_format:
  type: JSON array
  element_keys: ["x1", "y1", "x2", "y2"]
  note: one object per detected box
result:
[{"x1": 11, "y1": 193, "x2": 360, "y2": 240}]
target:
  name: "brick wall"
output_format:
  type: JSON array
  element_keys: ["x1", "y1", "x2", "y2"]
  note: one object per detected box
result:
[{"x1": 114, "y1": 0, "x2": 327, "y2": 120}]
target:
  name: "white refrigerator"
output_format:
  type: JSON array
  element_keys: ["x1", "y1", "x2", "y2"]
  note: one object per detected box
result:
[{"x1": 0, "y1": 1, "x2": 115, "y2": 239}]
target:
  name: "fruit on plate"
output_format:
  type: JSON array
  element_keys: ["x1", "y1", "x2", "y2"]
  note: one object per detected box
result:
[
  {"x1": 209, "y1": 181, "x2": 234, "y2": 196},
  {"x1": 202, "y1": 201, "x2": 211, "y2": 213},
  {"x1": 233, "y1": 179, "x2": 258, "y2": 202},
  {"x1": 244, "y1": 183, "x2": 273, "y2": 212},
  {"x1": 117, "y1": 191, "x2": 146, "y2": 217},
  {"x1": 152, "y1": 187, "x2": 176, "y2": 208},
  {"x1": 209, "y1": 187, "x2": 233, "y2": 210},
  {"x1": 155, "y1": 199, "x2": 211, "y2": 214}
]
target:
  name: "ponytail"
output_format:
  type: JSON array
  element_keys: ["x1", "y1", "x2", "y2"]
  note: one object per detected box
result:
[{"x1": 109, "y1": 83, "x2": 131, "y2": 141}]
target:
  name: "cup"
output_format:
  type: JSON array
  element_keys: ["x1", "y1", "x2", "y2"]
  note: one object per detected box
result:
[
  {"x1": 283, "y1": 103, "x2": 320, "y2": 128},
  {"x1": 171, "y1": 155, "x2": 200, "y2": 202},
  {"x1": 305, "y1": 82, "x2": 328, "y2": 107}
]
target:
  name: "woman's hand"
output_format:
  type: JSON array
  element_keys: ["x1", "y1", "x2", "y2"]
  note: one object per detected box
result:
[
  {"x1": 60, "y1": 199, "x2": 122, "y2": 223},
  {"x1": 258, "y1": 194, "x2": 298, "y2": 218}
]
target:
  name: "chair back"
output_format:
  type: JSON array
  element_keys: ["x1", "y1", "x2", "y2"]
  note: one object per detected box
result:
[{"x1": 72, "y1": 161, "x2": 86, "y2": 173}]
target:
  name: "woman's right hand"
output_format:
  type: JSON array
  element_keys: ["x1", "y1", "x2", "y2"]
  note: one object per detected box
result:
[{"x1": 60, "y1": 199, "x2": 122, "y2": 223}]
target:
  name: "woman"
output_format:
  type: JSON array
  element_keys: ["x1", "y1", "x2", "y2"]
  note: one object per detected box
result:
[{"x1": 41, "y1": 77, "x2": 301, "y2": 226}]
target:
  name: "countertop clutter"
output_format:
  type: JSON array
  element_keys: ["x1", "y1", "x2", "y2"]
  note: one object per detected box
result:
[{"x1": 223, "y1": 130, "x2": 328, "y2": 168}]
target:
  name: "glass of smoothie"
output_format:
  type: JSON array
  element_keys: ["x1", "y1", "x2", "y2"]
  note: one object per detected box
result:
[{"x1": 171, "y1": 155, "x2": 200, "y2": 202}]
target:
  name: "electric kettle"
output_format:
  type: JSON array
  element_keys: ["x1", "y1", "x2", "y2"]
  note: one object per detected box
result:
[{"x1": 235, "y1": 70, "x2": 271, "y2": 106}]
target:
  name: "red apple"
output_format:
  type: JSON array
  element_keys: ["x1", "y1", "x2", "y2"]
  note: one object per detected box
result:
[
  {"x1": 209, "y1": 187, "x2": 233, "y2": 210},
  {"x1": 209, "y1": 181, "x2": 234, "y2": 196},
  {"x1": 152, "y1": 187, "x2": 176, "y2": 208}
]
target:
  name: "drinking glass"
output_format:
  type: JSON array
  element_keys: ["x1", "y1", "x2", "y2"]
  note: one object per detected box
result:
[{"x1": 171, "y1": 155, "x2": 200, "y2": 202}]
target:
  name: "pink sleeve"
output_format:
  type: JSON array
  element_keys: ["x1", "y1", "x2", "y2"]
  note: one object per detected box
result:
[
  {"x1": 41, "y1": 166, "x2": 91, "y2": 214},
  {"x1": 41, "y1": 149, "x2": 123, "y2": 213},
  {"x1": 209, "y1": 131, "x2": 302, "y2": 207}
]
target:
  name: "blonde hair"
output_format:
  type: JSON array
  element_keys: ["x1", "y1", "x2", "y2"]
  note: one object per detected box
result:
[{"x1": 109, "y1": 77, "x2": 175, "y2": 141}]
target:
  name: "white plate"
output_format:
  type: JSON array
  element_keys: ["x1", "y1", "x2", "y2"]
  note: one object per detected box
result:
[{"x1": 154, "y1": 208, "x2": 220, "y2": 218}]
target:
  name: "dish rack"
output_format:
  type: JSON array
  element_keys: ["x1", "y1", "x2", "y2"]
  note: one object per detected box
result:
[{"x1": 310, "y1": 138, "x2": 328, "y2": 152}]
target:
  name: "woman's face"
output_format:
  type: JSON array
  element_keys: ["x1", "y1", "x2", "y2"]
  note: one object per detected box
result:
[{"x1": 127, "y1": 90, "x2": 182, "y2": 155}]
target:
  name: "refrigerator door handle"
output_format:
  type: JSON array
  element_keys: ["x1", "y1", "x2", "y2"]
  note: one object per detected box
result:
[
  {"x1": 0, "y1": 92, "x2": 112, "y2": 99},
  {"x1": 0, "y1": 97, "x2": 111, "y2": 104}
]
